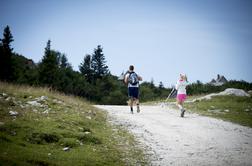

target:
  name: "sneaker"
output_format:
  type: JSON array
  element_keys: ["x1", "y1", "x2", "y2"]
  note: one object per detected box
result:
[
  {"x1": 137, "y1": 106, "x2": 140, "y2": 113},
  {"x1": 180, "y1": 109, "x2": 185, "y2": 117}
]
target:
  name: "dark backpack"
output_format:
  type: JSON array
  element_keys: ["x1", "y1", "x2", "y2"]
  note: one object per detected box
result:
[{"x1": 128, "y1": 72, "x2": 139, "y2": 85}]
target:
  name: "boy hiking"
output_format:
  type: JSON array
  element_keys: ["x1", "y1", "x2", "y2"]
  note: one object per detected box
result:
[
  {"x1": 176, "y1": 74, "x2": 189, "y2": 117},
  {"x1": 124, "y1": 65, "x2": 142, "y2": 114}
]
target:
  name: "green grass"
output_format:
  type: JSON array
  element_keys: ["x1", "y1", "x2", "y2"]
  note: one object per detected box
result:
[
  {"x1": 0, "y1": 82, "x2": 148, "y2": 166},
  {"x1": 147, "y1": 94, "x2": 252, "y2": 128},
  {"x1": 184, "y1": 95, "x2": 252, "y2": 128}
]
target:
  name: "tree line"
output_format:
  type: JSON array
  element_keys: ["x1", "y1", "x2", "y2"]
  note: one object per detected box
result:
[
  {"x1": 0, "y1": 26, "x2": 171, "y2": 104},
  {"x1": 0, "y1": 26, "x2": 251, "y2": 104}
]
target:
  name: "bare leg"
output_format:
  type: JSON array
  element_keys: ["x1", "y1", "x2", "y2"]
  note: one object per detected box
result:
[
  {"x1": 129, "y1": 97, "x2": 134, "y2": 113},
  {"x1": 177, "y1": 100, "x2": 183, "y2": 110},
  {"x1": 136, "y1": 98, "x2": 140, "y2": 113},
  {"x1": 177, "y1": 100, "x2": 185, "y2": 117}
]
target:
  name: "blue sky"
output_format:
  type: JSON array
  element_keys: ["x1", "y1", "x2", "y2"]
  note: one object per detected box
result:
[{"x1": 1, "y1": 0, "x2": 252, "y2": 87}]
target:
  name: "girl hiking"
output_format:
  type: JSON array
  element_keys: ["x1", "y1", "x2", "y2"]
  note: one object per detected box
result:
[{"x1": 176, "y1": 74, "x2": 189, "y2": 117}]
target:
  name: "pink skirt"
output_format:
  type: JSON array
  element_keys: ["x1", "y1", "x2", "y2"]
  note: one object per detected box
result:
[{"x1": 177, "y1": 94, "x2": 186, "y2": 102}]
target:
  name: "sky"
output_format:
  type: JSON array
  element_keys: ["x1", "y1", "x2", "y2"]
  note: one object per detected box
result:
[{"x1": 1, "y1": 0, "x2": 252, "y2": 87}]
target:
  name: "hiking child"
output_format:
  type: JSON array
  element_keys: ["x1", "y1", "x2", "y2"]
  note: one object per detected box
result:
[
  {"x1": 176, "y1": 74, "x2": 189, "y2": 117},
  {"x1": 124, "y1": 65, "x2": 142, "y2": 114}
]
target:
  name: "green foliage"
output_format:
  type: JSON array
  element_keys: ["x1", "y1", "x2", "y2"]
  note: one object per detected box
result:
[
  {"x1": 79, "y1": 54, "x2": 94, "y2": 82},
  {"x1": 140, "y1": 81, "x2": 170, "y2": 102},
  {"x1": 38, "y1": 40, "x2": 60, "y2": 87},
  {"x1": 1, "y1": 25, "x2": 13, "y2": 53},
  {"x1": 91, "y1": 45, "x2": 109, "y2": 78},
  {"x1": 0, "y1": 25, "x2": 14, "y2": 81},
  {"x1": 11, "y1": 53, "x2": 38, "y2": 84}
]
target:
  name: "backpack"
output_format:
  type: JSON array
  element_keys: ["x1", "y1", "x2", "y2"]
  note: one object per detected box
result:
[{"x1": 128, "y1": 72, "x2": 139, "y2": 85}]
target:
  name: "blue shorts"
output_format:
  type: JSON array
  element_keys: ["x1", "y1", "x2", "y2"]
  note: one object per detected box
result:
[{"x1": 128, "y1": 87, "x2": 139, "y2": 99}]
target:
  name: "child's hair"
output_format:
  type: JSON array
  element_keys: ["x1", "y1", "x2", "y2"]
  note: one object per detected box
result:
[{"x1": 180, "y1": 73, "x2": 187, "y2": 81}]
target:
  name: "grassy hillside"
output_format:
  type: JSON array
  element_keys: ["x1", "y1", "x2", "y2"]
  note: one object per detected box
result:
[
  {"x1": 0, "y1": 82, "x2": 147, "y2": 166},
  {"x1": 160, "y1": 94, "x2": 252, "y2": 128},
  {"x1": 184, "y1": 95, "x2": 252, "y2": 128}
]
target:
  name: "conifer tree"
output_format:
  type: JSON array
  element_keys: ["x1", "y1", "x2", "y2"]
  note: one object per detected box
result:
[
  {"x1": 91, "y1": 45, "x2": 109, "y2": 78},
  {"x1": 60, "y1": 54, "x2": 71, "y2": 69},
  {"x1": 38, "y1": 40, "x2": 59, "y2": 86},
  {"x1": 79, "y1": 54, "x2": 94, "y2": 82},
  {"x1": 0, "y1": 25, "x2": 14, "y2": 81}
]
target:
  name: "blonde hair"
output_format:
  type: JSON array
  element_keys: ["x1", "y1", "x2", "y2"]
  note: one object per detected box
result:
[{"x1": 180, "y1": 74, "x2": 187, "y2": 81}]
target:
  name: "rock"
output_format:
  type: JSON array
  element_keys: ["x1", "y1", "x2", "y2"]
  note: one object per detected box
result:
[
  {"x1": 219, "y1": 88, "x2": 250, "y2": 97},
  {"x1": 244, "y1": 109, "x2": 250, "y2": 112},
  {"x1": 36, "y1": 96, "x2": 48, "y2": 101},
  {"x1": 43, "y1": 109, "x2": 50, "y2": 114},
  {"x1": 224, "y1": 109, "x2": 230, "y2": 112},
  {"x1": 27, "y1": 101, "x2": 43, "y2": 107},
  {"x1": 2, "y1": 93, "x2": 8, "y2": 97},
  {"x1": 86, "y1": 116, "x2": 92, "y2": 120},
  {"x1": 194, "y1": 88, "x2": 250, "y2": 102},
  {"x1": 9, "y1": 111, "x2": 19, "y2": 116},
  {"x1": 33, "y1": 109, "x2": 38, "y2": 112},
  {"x1": 207, "y1": 109, "x2": 222, "y2": 113},
  {"x1": 84, "y1": 131, "x2": 91, "y2": 134},
  {"x1": 11, "y1": 131, "x2": 16, "y2": 136},
  {"x1": 52, "y1": 99, "x2": 63, "y2": 104},
  {"x1": 6, "y1": 97, "x2": 12, "y2": 101},
  {"x1": 63, "y1": 147, "x2": 70, "y2": 151},
  {"x1": 20, "y1": 105, "x2": 25, "y2": 109}
]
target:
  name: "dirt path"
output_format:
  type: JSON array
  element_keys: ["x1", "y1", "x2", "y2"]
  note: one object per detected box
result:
[{"x1": 95, "y1": 105, "x2": 252, "y2": 166}]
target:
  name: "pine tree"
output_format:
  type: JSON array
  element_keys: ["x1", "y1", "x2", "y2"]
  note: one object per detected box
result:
[
  {"x1": 38, "y1": 40, "x2": 59, "y2": 87},
  {"x1": 60, "y1": 54, "x2": 71, "y2": 69},
  {"x1": 0, "y1": 25, "x2": 14, "y2": 81},
  {"x1": 91, "y1": 45, "x2": 109, "y2": 78},
  {"x1": 79, "y1": 54, "x2": 94, "y2": 82}
]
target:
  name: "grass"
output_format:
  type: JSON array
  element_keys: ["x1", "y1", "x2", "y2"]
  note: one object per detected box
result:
[
  {"x1": 156, "y1": 94, "x2": 252, "y2": 128},
  {"x1": 0, "y1": 82, "x2": 148, "y2": 166},
  {"x1": 184, "y1": 95, "x2": 252, "y2": 128},
  {"x1": 145, "y1": 92, "x2": 252, "y2": 128}
]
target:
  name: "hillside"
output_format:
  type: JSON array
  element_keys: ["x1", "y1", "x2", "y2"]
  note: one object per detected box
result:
[{"x1": 0, "y1": 82, "x2": 147, "y2": 166}]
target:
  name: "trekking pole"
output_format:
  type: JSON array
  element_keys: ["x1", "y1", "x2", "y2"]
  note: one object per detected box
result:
[
  {"x1": 161, "y1": 87, "x2": 176, "y2": 107},
  {"x1": 165, "y1": 88, "x2": 176, "y2": 102}
]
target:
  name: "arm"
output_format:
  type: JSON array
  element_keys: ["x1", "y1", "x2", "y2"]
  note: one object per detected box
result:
[
  {"x1": 175, "y1": 81, "x2": 180, "y2": 90},
  {"x1": 124, "y1": 73, "x2": 129, "y2": 84},
  {"x1": 138, "y1": 75, "x2": 143, "y2": 81}
]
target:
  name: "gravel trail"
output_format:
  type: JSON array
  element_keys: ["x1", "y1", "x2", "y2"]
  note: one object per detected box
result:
[{"x1": 95, "y1": 105, "x2": 252, "y2": 166}]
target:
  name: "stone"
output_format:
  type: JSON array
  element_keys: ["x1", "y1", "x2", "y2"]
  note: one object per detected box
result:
[{"x1": 9, "y1": 111, "x2": 19, "y2": 116}]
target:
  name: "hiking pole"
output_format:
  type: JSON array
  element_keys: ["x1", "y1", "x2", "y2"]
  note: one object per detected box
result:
[
  {"x1": 161, "y1": 87, "x2": 176, "y2": 107},
  {"x1": 166, "y1": 87, "x2": 176, "y2": 101}
]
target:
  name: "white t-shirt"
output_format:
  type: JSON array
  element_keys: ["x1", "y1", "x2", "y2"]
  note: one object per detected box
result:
[
  {"x1": 125, "y1": 72, "x2": 140, "y2": 88},
  {"x1": 176, "y1": 80, "x2": 189, "y2": 94}
]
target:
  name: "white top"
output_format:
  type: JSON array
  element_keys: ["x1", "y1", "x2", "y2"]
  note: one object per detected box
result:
[
  {"x1": 176, "y1": 80, "x2": 189, "y2": 94},
  {"x1": 125, "y1": 72, "x2": 140, "y2": 88}
]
